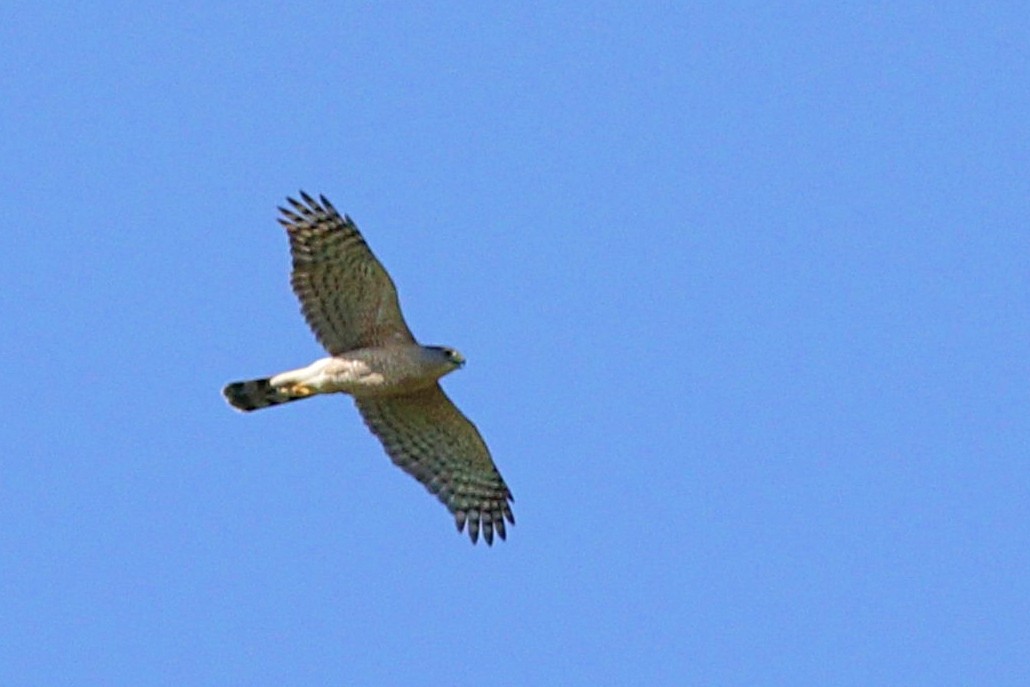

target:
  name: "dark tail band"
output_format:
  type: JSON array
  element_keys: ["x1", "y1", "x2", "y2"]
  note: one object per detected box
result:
[{"x1": 222, "y1": 378, "x2": 306, "y2": 412}]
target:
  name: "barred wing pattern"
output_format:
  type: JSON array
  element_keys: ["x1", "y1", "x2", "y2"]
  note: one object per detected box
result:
[
  {"x1": 356, "y1": 385, "x2": 515, "y2": 545},
  {"x1": 279, "y1": 193, "x2": 415, "y2": 354}
]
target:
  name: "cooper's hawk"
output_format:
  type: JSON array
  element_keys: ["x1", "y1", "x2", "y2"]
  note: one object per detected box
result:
[{"x1": 222, "y1": 193, "x2": 514, "y2": 545}]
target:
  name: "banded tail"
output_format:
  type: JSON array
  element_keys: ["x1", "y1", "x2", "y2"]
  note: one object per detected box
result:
[{"x1": 222, "y1": 378, "x2": 310, "y2": 412}]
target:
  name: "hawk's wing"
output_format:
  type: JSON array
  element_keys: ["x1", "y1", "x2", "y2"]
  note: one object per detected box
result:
[
  {"x1": 278, "y1": 193, "x2": 416, "y2": 354},
  {"x1": 356, "y1": 385, "x2": 515, "y2": 545}
]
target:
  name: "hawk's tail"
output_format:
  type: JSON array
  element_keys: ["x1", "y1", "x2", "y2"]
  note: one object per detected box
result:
[{"x1": 222, "y1": 378, "x2": 308, "y2": 412}]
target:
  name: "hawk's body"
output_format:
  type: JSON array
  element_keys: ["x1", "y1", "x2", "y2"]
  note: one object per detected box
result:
[{"x1": 222, "y1": 193, "x2": 514, "y2": 545}]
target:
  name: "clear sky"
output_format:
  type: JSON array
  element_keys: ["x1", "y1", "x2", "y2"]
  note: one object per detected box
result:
[{"x1": 2, "y1": 3, "x2": 1028, "y2": 685}]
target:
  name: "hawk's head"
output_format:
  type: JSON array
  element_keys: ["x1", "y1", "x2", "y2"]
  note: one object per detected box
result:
[{"x1": 427, "y1": 346, "x2": 466, "y2": 371}]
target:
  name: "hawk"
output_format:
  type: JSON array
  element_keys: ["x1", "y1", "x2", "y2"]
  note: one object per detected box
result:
[{"x1": 222, "y1": 193, "x2": 514, "y2": 545}]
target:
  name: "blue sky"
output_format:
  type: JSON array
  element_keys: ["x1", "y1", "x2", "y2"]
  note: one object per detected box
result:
[{"x1": 2, "y1": 3, "x2": 1028, "y2": 685}]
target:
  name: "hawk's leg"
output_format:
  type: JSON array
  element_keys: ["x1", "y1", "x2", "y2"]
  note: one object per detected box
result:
[{"x1": 286, "y1": 384, "x2": 315, "y2": 397}]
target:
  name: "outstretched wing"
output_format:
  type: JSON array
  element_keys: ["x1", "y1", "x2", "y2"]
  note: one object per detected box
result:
[
  {"x1": 278, "y1": 193, "x2": 415, "y2": 354},
  {"x1": 356, "y1": 385, "x2": 515, "y2": 545}
]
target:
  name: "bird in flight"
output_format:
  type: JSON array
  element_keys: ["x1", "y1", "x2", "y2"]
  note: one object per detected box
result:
[{"x1": 223, "y1": 193, "x2": 514, "y2": 544}]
